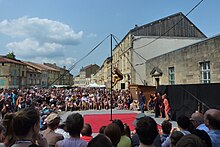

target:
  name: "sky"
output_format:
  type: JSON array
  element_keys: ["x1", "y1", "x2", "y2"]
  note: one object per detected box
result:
[{"x1": 0, "y1": 0, "x2": 219, "y2": 76}]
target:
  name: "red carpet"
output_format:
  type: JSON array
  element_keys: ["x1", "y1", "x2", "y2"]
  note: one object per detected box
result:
[{"x1": 84, "y1": 113, "x2": 161, "y2": 133}]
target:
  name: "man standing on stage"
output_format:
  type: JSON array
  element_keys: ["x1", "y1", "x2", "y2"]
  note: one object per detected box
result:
[{"x1": 138, "y1": 91, "x2": 146, "y2": 113}]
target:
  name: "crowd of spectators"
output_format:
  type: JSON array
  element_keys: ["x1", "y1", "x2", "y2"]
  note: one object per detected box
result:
[
  {"x1": 0, "y1": 88, "x2": 219, "y2": 147},
  {"x1": 0, "y1": 107, "x2": 219, "y2": 147},
  {"x1": 0, "y1": 88, "x2": 134, "y2": 117}
]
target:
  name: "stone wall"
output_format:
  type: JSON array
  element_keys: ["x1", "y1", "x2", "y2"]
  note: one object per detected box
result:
[{"x1": 144, "y1": 35, "x2": 220, "y2": 86}]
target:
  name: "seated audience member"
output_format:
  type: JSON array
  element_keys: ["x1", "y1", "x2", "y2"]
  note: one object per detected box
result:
[
  {"x1": 132, "y1": 113, "x2": 161, "y2": 147},
  {"x1": 136, "y1": 116, "x2": 159, "y2": 147},
  {"x1": 11, "y1": 107, "x2": 48, "y2": 147},
  {"x1": 190, "y1": 111, "x2": 209, "y2": 132},
  {"x1": 170, "y1": 131, "x2": 184, "y2": 147},
  {"x1": 2, "y1": 113, "x2": 16, "y2": 147},
  {"x1": 55, "y1": 113, "x2": 87, "y2": 147},
  {"x1": 176, "y1": 115, "x2": 191, "y2": 135},
  {"x1": 176, "y1": 134, "x2": 208, "y2": 147},
  {"x1": 112, "y1": 119, "x2": 131, "y2": 147},
  {"x1": 87, "y1": 134, "x2": 113, "y2": 147},
  {"x1": 130, "y1": 100, "x2": 139, "y2": 111},
  {"x1": 124, "y1": 123, "x2": 131, "y2": 139},
  {"x1": 204, "y1": 109, "x2": 220, "y2": 147},
  {"x1": 104, "y1": 123, "x2": 121, "y2": 147},
  {"x1": 191, "y1": 129, "x2": 212, "y2": 147},
  {"x1": 54, "y1": 121, "x2": 70, "y2": 138},
  {"x1": 99, "y1": 126, "x2": 106, "y2": 134},
  {"x1": 162, "y1": 115, "x2": 191, "y2": 147},
  {"x1": 0, "y1": 124, "x2": 6, "y2": 146},
  {"x1": 160, "y1": 120, "x2": 172, "y2": 144},
  {"x1": 42, "y1": 113, "x2": 64, "y2": 147},
  {"x1": 81, "y1": 123, "x2": 93, "y2": 142}
]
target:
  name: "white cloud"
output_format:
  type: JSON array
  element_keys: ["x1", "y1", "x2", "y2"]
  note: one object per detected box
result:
[
  {"x1": 0, "y1": 16, "x2": 84, "y2": 61},
  {"x1": 6, "y1": 39, "x2": 64, "y2": 58},
  {"x1": 0, "y1": 16, "x2": 83, "y2": 45},
  {"x1": 31, "y1": 56, "x2": 76, "y2": 69}
]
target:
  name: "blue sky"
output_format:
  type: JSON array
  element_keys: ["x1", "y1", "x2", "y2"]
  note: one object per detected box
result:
[{"x1": 0, "y1": 0, "x2": 219, "y2": 75}]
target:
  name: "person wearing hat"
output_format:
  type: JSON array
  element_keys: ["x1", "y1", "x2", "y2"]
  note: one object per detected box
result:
[
  {"x1": 131, "y1": 113, "x2": 161, "y2": 147},
  {"x1": 42, "y1": 113, "x2": 64, "y2": 147}
]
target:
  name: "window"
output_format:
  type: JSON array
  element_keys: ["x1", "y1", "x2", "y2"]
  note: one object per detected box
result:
[
  {"x1": 0, "y1": 79, "x2": 5, "y2": 86},
  {"x1": 13, "y1": 69, "x2": 17, "y2": 76},
  {"x1": 13, "y1": 79, "x2": 17, "y2": 85},
  {"x1": 169, "y1": 67, "x2": 175, "y2": 85},
  {"x1": 200, "y1": 61, "x2": 210, "y2": 83}
]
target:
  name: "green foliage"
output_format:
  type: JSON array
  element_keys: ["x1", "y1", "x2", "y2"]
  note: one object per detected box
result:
[{"x1": 6, "y1": 52, "x2": 16, "y2": 59}]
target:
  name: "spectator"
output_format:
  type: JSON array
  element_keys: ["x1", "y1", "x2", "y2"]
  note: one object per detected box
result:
[
  {"x1": 81, "y1": 123, "x2": 93, "y2": 142},
  {"x1": 0, "y1": 124, "x2": 6, "y2": 147},
  {"x1": 132, "y1": 113, "x2": 161, "y2": 147},
  {"x1": 170, "y1": 131, "x2": 184, "y2": 147},
  {"x1": 190, "y1": 111, "x2": 209, "y2": 132},
  {"x1": 204, "y1": 109, "x2": 220, "y2": 147},
  {"x1": 112, "y1": 119, "x2": 131, "y2": 147},
  {"x1": 87, "y1": 134, "x2": 113, "y2": 147},
  {"x1": 55, "y1": 113, "x2": 87, "y2": 147},
  {"x1": 54, "y1": 122, "x2": 70, "y2": 138},
  {"x1": 136, "y1": 116, "x2": 158, "y2": 147},
  {"x1": 176, "y1": 134, "x2": 208, "y2": 147},
  {"x1": 160, "y1": 120, "x2": 172, "y2": 143},
  {"x1": 124, "y1": 123, "x2": 131, "y2": 139},
  {"x1": 191, "y1": 129, "x2": 212, "y2": 147},
  {"x1": 42, "y1": 113, "x2": 64, "y2": 147},
  {"x1": 11, "y1": 107, "x2": 48, "y2": 147},
  {"x1": 104, "y1": 123, "x2": 121, "y2": 147},
  {"x1": 162, "y1": 115, "x2": 191, "y2": 147},
  {"x1": 99, "y1": 126, "x2": 106, "y2": 134},
  {"x1": 176, "y1": 115, "x2": 191, "y2": 135},
  {"x1": 2, "y1": 113, "x2": 16, "y2": 147}
]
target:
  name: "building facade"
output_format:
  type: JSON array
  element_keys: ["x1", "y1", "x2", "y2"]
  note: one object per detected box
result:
[
  {"x1": 43, "y1": 63, "x2": 73, "y2": 86},
  {"x1": 0, "y1": 56, "x2": 27, "y2": 89},
  {"x1": 111, "y1": 12, "x2": 207, "y2": 89},
  {"x1": 74, "y1": 64, "x2": 100, "y2": 87},
  {"x1": 145, "y1": 35, "x2": 220, "y2": 86}
]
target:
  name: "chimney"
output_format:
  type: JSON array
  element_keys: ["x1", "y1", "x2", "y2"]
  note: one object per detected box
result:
[{"x1": 63, "y1": 66, "x2": 66, "y2": 69}]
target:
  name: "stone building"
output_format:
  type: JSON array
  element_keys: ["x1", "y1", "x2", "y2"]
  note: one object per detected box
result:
[
  {"x1": 43, "y1": 63, "x2": 73, "y2": 86},
  {"x1": 0, "y1": 56, "x2": 27, "y2": 89},
  {"x1": 95, "y1": 57, "x2": 111, "y2": 88},
  {"x1": 74, "y1": 64, "x2": 100, "y2": 87},
  {"x1": 112, "y1": 12, "x2": 207, "y2": 89},
  {"x1": 145, "y1": 35, "x2": 220, "y2": 86},
  {"x1": 23, "y1": 61, "x2": 49, "y2": 88}
]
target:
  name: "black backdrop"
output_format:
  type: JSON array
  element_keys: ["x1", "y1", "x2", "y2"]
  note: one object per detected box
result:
[{"x1": 157, "y1": 83, "x2": 220, "y2": 121}]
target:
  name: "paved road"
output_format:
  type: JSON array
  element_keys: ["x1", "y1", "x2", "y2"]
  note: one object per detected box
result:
[{"x1": 59, "y1": 109, "x2": 177, "y2": 128}]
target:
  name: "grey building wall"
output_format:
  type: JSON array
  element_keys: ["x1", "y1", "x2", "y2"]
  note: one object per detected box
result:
[
  {"x1": 144, "y1": 35, "x2": 220, "y2": 86},
  {"x1": 132, "y1": 36, "x2": 204, "y2": 85}
]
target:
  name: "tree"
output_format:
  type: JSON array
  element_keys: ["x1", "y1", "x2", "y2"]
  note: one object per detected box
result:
[{"x1": 6, "y1": 52, "x2": 16, "y2": 59}]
